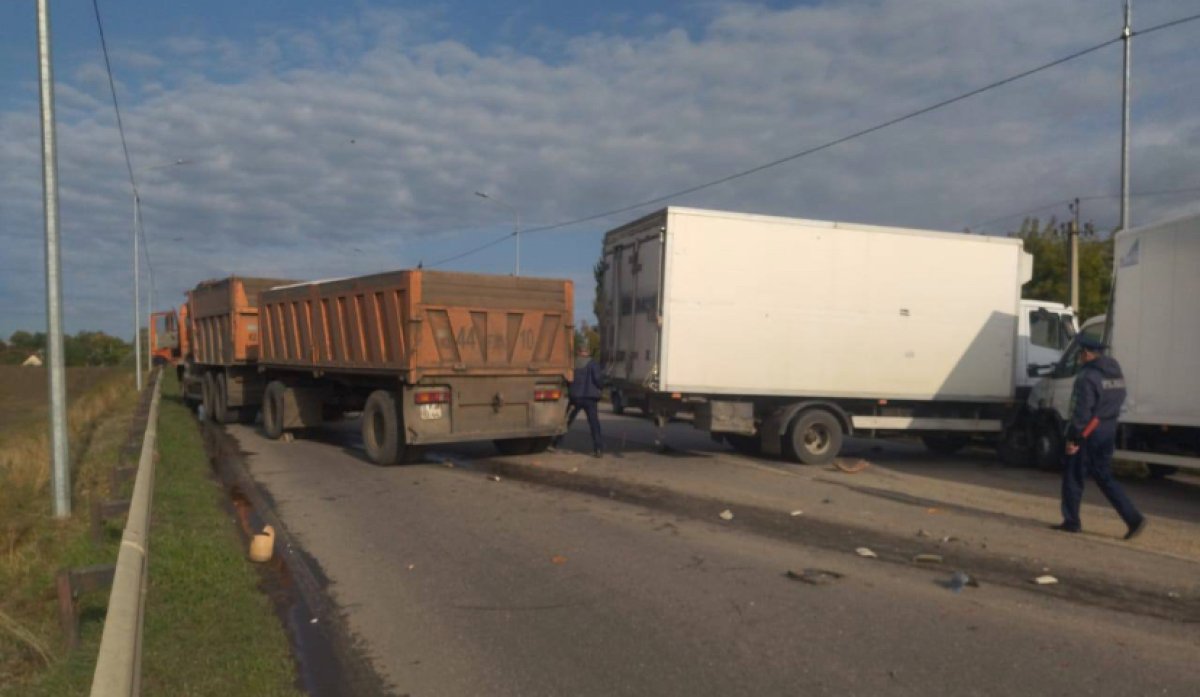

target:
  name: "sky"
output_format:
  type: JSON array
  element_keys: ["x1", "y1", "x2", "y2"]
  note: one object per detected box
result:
[{"x1": 1, "y1": 0, "x2": 1198, "y2": 341}]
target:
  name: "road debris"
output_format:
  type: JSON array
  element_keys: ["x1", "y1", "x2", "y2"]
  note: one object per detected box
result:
[
  {"x1": 790, "y1": 509, "x2": 804, "y2": 517},
  {"x1": 407, "y1": 564, "x2": 415, "y2": 570},
  {"x1": 487, "y1": 475, "x2": 501, "y2": 482},
  {"x1": 944, "y1": 570, "x2": 979, "y2": 593},
  {"x1": 551, "y1": 555, "x2": 568, "y2": 565},
  {"x1": 912, "y1": 553, "x2": 943, "y2": 564},
  {"x1": 282, "y1": 432, "x2": 294, "y2": 443},
  {"x1": 786, "y1": 568, "x2": 844, "y2": 585},
  {"x1": 855, "y1": 547, "x2": 878, "y2": 559},
  {"x1": 916, "y1": 528, "x2": 931, "y2": 538},
  {"x1": 941, "y1": 535, "x2": 959, "y2": 543},
  {"x1": 1033, "y1": 575, "x2": 1059, "y2": 585},
  {"x1": 833, "y1": 458, "x2": 869, "y2": 474},
  {"x1": 719, "y1": 509, "x2": 735, "y2": 521}
]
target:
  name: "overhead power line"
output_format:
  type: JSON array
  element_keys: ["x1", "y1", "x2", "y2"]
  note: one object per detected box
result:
[
  {"x1": 432, "y1": 10, "x2": 1200, "y2": 268},
  {"x1": 91, "y1": 0, "x2": 136, "y2": 191},
  {"x1": 969, "y1": 185, "x2": 1200, "y2": 231}
]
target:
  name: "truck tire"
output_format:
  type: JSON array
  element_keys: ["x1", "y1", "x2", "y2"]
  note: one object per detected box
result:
[
  {"x1": 362, "y1": 390, "x2": 402, "y2": 465},
  {"x1": 997, "y1": 426, "x2": 1033, "y2": 467},
  {"x1": 494, "y1": 437, "x2": 553, "y2": 456},
  {"x1": 786, "y1": 409, "x2": 843, "y2": 465},
  {"x1": 921, "y1": 435, "x2": 968, "y2": 456},
  {"x1": 262, "y1": 381, "x2": 286, "y2": 440},
  {"x1": 214, "y1": 373, "x2": 232, "y2": 424},
  {"x1": 202, "y1": 372, "x2": 217, "y2": 422},
  {"x1": 1033, "y1": 421, "x2": 1064, "y2": 471}
]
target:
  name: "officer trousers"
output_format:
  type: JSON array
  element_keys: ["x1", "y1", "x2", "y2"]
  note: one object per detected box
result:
[
  {"x1": 1061, "y1": 431, "x2": 1142, "y2": 530},
  {"x1": 565, "y1": 398, "x2": 603, "y2": 453}
]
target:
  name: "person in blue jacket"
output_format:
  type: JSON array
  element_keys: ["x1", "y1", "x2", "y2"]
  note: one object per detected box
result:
[
  {"x1": 558, "y1": 344, "x2": 604, "y2": 457},
  {"x1": 1054, "y1": 334, "x2": 1147, "y2": 540}
]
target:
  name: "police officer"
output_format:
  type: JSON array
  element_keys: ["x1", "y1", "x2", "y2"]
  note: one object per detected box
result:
[
  {"x1": 556, "y1": 344, "x2": 605, "y2": 457},
  {"x1": 1053, "y1": 334, "x2": 1147, "y2": 540}
]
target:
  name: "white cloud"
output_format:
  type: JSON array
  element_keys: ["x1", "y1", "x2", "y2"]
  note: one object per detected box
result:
[{"x1": 1, "y1": 0, "x2": 1198, "y2": 339}]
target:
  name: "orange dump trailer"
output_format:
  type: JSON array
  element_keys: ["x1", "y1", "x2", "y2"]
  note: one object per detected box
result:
[
  {"x1": 256, "y1": 270, "x2": 574, "y2": 464},
  {"x1": 185, "y1": 276, "x2": 296, "y2": 423}
]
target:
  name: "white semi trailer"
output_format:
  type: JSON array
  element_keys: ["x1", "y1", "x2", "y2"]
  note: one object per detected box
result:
[
  {"x1": 1025, "y1": 212, "x2": 1200, "y2": 473},
  {"x1": 599, "y1": 207, "x2": 1075, "y2": 464}
]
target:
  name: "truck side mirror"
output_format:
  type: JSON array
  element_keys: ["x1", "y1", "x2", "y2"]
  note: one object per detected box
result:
[{"x1": 1026, "y1": 363, "x2": 1053, "y2": 378}]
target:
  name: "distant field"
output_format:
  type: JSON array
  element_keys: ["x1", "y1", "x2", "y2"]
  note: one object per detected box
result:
[{"x1": 0, "y1": 366, "x2": 125, "y2": 439}]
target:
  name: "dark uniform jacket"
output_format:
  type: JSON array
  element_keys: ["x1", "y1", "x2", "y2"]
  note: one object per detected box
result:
[
  {"x1": 1067, "y1": 355, "x2": 1126, "y2": 445},
  {"x1": 569, "y1": 359, "x2": 604, "y2": 401}
]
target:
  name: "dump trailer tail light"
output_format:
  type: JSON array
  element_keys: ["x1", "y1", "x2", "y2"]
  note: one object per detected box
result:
[
  {"x1": 414, "y1": 389, "x2": 451, "y2": 404},
  {"x1": 534, "y1": 386, "x2": 562, "y2": 401}
]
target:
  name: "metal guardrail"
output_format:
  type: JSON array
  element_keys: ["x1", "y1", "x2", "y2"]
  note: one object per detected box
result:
[{"x1": 90, "y1": 369, "x2": 162, "y2": 696}]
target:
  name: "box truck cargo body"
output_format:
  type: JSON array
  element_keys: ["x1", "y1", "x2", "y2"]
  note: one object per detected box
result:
[
  {"x1": 600, "y1": 207, "x2": 1063, "y2": 464},
  {"x1": 1026, "y1": 212, "x2": 1200, "y2": 472},
  {"x1": 255, "y1": 270, "x2": 574, "y2": 464}
]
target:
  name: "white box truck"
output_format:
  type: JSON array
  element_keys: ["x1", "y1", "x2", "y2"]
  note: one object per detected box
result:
[
  {"x1": 1025, "y1": 212, "x2": 1200, "y2": 473},
  {"x1": 600, "y1": 207, "x2": 1075, "y2": 464}
]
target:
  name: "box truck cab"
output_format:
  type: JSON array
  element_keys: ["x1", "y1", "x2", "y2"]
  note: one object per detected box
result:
[{"x1": 1023, "y1": 211, "x2": 1200, "y2": 474}]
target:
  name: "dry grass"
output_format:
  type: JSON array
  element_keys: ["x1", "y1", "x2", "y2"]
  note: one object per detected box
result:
[{"x1": 0, "y1": 367, "x2": 137, "y2": 687}]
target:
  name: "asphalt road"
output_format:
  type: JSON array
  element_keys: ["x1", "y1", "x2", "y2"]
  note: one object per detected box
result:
[{"x1": 225, "y1": 417, "x2": 1200, "y2": 697}]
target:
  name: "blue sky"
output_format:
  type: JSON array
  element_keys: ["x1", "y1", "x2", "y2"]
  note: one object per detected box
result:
[{"x1": 1, "y1": 1, "x2": 1198, "y2": 340}]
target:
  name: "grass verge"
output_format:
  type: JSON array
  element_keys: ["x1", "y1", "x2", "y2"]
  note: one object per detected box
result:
[
  {"x1": 138, "y1": 374, "x2": 302, "y2": 696},
  {"x1": 1, "y1": 373, "x2": 301, "y2": 696}
]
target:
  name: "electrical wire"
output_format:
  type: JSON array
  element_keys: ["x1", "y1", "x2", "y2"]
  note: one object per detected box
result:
[
  {"x1": 91, "y1": 0, "x2": 136, "y2": 191},
  {"x1": 969, "y1": 185, "x2": 1200, "y2": 232},
  {"x1": 431, "y1": 11, "x2": 1200, "y2": 268}
]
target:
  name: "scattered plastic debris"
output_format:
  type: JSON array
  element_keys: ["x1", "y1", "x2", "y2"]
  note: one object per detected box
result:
[
  {"x1": 1167, "y1": 591, "x2": 1181, "y2": 600},
  {"x1": 407, "y1": 564, "x2": 415, "y2": 570},
  {"x1": 855, "y1": 547, "x2": 878, "y2": 558},
  {"x1": 487, "y1": 475, "x2": 501, "y2": 482},
  {"x1": 941, "y1": 536, "x2": 959, "y2": 543},
  {"x1": 719, "y1": 509, "x2": 735, "y2": 521},
  {"x1": 833, "y1": 458, "x2": 870, "y2": 474},
  {"x1": 790, "y1": 510, "x2": 804, "y2": 517},
  {"x1": 925, "y1": 507, "x2": 940, "y2": 514},
  {"x1": 1033, "y1": 575, "x2": 1059, "y2": 585},
  {"x1": 786, "y1": 568, "x2": 844, "y2": 585},
  {"x1": 912, "y1": 553, "x2": 943, "y2": 564},
  {"x1": 551, "y1": 555, "x2": 568, "y2": 565},
  {"x1": 310, "y1": 617, "x2": 319, "y2": 624}
]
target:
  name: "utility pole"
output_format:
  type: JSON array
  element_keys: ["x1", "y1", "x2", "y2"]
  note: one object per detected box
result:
[
  {"x1": 1068, "y1": 198, "x2": 1080, "y2": 311},
  {"x1": 1105, "y1": 0, "x2": 1132, "y2": 349},
  {"x1": 36, "y1": 0, "x2": 71, "y2": 517},
  {"x1": 133, "y1": 189, "x2": 142, "y2": 390},
  {"x1": 1120, "y1": 0, "x2": 1132, "y2": 234}
]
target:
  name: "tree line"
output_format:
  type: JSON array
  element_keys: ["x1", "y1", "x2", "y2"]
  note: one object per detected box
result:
[{"x1": 0, "y1": 330, "x2": 132, "y2": 367}]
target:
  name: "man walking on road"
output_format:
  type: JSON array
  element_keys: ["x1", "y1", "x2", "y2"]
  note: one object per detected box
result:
[
  {"x1": 557, "y1": 344, "x2": 604, "y2": 457},
  {"x1": 1054, "y1": 335, "x2": 1147, "y2": 540}
]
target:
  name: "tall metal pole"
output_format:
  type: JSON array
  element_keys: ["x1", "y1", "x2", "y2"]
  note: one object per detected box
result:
[
  {"x1": 133, "y1": 189, "x2": 142, "y2": 390},
  {"x1": 1120, "y1": 0, "x2": 1132, "y2": 233},
  {"x1": 36, "y1": 0, "x2": 71, "y2": 517},
  {"x1": 1068, "y1": 198, "x2": 1080, "y2": 310}
]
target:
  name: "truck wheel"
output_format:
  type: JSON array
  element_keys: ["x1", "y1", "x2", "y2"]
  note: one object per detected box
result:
[
  {"x1": 202, "y1": 372, "x2": 217, "y2": 422},
  {"x1": 921, "y1": 435, "x2": 968, "y2": 456},
  {"x1": 786, "y1": 409, "x2": 843, "y2": 465},
  {"x1": 214, "y1": 373, "x2": 232, "y2": 424},
  {"x1": 997, "y1": 426, "x2": 1032, "y2": 467},
  {"x1": 262, "y1": 381, "x2": 286, "y2": 440},
  {"x1": 725, "y1": 433, "x2": 762, "y2": 457},
  {"x1": 1033, "y1": 422, "x2": 1064, "y2": 471},
  {"x1": 362, "y1": 390, "x2": 401, "y2": 465}
]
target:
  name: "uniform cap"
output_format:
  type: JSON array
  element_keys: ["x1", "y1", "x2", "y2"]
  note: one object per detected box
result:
[{"x1": 1077, "y1": 334, "x2": 1106, "y2": 352}]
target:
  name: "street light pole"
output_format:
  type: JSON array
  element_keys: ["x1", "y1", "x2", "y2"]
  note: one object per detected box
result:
[
  {"x1": 133, "y1": 188, "x2": 142, "y2": 390},
  {"x1": 36, "y1": 0, "x2": 71, "y2": 517},
  {"x1": 475, "y1": 191, "x2": 522, "y2": 276}
]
